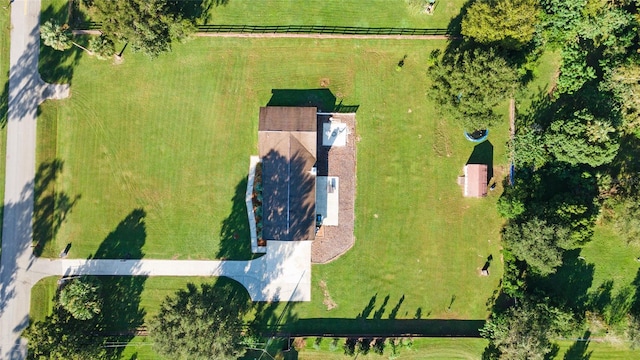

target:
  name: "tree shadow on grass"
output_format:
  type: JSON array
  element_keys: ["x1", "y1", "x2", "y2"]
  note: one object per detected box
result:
[
  {"x1": 25, "y1": 210, "x2": 147, "y2": 359},
  {"x1": 0, "y1": 77, "x2": 7, "y2": 128},
  {"x1": 466, "y1": 140, "x2": 494, "y2": 180},
  {"x1": 91, "y1": 209, "x2": 148, "y2": 359},
  {"x1": 90, "y1": 209, "x2": 146, "y2": 260},
  {"x1": 217, "y1": 178, "x2": 253, "y2": 260},
  {"x1": 167, "y1": 0, "x2": 229, "y2": 25},
  {"x1": 563, "y1": 331, "x2": 592, "y2": 360},
  {"x1": 267, "y1": 88, "x2": 359, "y2": 113},
  {"x1": 518, "y1": 87, "x2": 556, "y2": 129},
  {"x1": 526, "y1": 249, "x2": 595, "y2": 314},
  {"x1": 274, "y1": 294, "x2": 482, "y2": 337},
  {"x1": 33, "y1": 159, "x2": 81, "y2": 257},
  {"x1": 587, "y1": 280, "x2": 635, "y2": 328},
  {"x1": 607, "y1": 134, "x2": 640, "y2": 197},
  {"x1": 268, "y1": 89, "x2": 336, "y2": 112}
]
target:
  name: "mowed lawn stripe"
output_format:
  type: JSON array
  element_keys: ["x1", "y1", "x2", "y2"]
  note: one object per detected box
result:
[
  {"x1": 39, "y1": 38, "x2": 505, "y2": 322},
  {"x1": 206, "y1": 0, "x2": 468, "y2": 29},
  {"x1": 52, "y1": 43, "x2": 255, "y2": 259}
]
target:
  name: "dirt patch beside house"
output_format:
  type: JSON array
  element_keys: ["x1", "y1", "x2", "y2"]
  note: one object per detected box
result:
[{"x1": 312, "y1": 113, "x2": 357, "y2": 263}]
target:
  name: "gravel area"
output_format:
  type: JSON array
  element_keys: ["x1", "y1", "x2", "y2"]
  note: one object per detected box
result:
[{"x1": 312, "y1": 113, "x2": 357, "y2": 264}]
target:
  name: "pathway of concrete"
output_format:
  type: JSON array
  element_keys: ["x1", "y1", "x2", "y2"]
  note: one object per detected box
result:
[
  {"x1": 0, "y1": 1, "x2": 311, "y2": 359},
  {"x1": 28, "y1": 241, "x2": 311, "y2": 302}
]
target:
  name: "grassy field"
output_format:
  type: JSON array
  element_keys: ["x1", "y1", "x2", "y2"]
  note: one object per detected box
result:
[
  {"x1": 205, "y1": 0, "x2": 468, "y2": 29},
  {"x1": 557, "y1": 339, "x2": 640, "y2": 359},
  {"x1": 279, "y1": 337, "x2": 488, "y2": 360},
  {"x1": 30, "y1": 277, "x2": 58, "y2": 322},
  {"x1": 29, "y1": 0, "x2": 584, "y2": 358},
  {"x1": 30, "y1": 276, "x2": 213, "y2": 323},
  {"x1": 37, "y1": 35, "x2": 506, "y2": 320}
]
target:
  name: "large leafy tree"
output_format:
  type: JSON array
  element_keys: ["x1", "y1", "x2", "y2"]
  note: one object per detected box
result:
[
  {"x1": 540, "y1": 0, "x2": 586, "y2": 43},
  {"x1": 41, "y1": 20, "x2": 93, "y2": 55},
  {"x1": 461, "y1": 0, "x2": 540, "y2": 50},
  {"x1": 24, "y1": 305, "x2": 108, "y2": 360},
  {"x1": 87, "y1": 35, "x2": 115, "y2": 61},
  {"x1": 510, "y1": 127, "x2": 550, "y2": 169},
  {"x1": 149, "y1": 282, "x2": 249, "y2": 360},
  {"x1": 90, "y1": 0, "x2": 195, "y2": 58},
  {"x1": 556, "y1": 39, "x2": 596, "y2": 95},
  {"x1": 430, "y1": 48, "x2": 518, "y2": 132},
  {"x1": 604, "y1": 62, "x2": 640, "y2": 131},
  {"x1": 499, "y1": 164, "x2": 599, "y2": 245},
  {"x1": 59, "y1": 276, "x2": 103, "y2": 320},
  {"x1": 40, "y1": 20, "x2": 73, "y2": 51},
  {"x1": 502, "y1": 217, "x2": 569, "y2": 276},
  {"x1": 545, "y1": 108, "x2": 619, "y2": 167},
  {"x1": 481, "y1": 299, "x2": 574, "y2": 360}
]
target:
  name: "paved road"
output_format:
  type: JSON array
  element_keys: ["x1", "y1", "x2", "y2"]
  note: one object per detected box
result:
[{"x1": 0, "y1": 0, "x2": 69, "y2": 358}]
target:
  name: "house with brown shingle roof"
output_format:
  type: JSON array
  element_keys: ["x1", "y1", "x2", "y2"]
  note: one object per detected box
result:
[{"x1": 258, "y1": 107, "x2": 317, "y2": 241}]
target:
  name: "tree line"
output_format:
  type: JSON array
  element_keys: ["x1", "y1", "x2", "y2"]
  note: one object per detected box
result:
[
  {"x1": 41, "y1": 0, "x2": 209, "y2": 59},
  {"x1": 430, "y1": 0, "x2": 640, "y2": 358}
]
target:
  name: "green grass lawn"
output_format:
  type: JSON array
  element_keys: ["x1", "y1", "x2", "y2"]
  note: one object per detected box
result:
[
  {"x1": 30, "y1": 2, "x2": 580, "y2": 359},
  {"x1": 30, "y1": 277, "x2": 58, "y2": 322},
  {"x1": 37, "y1": 36, "x2": 506, "y2": 320},
  {"x1": 557, "y1": 339, "x2": 640, "y2": 360},
  {"x1": 582, "y1": 226, "x2": 640, "y2": 296},
  {"x1": 292, "y1": 337, "x2": 488, "y2": 360},
  {"x1": 206, "y1": 0, "x2": 468, "y2": 29}
]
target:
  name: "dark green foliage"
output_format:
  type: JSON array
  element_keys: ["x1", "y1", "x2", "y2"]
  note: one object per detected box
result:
[
  {"x1": 510, "y1": 126, "x2": 549, "y2": 169},
  {"x1": 59, "y1": 276, "x2": 102, "y2": 320},
  {"x1": 24, "y1": 305, "x2": 109, "y2": 360},
  {"x1": 499, "y1": 0, "x2": 640, "y2": 346},
  {"x1": 461, "y1": 0, "x2": 540, "y2": 50},
  {"x1": 343, "y1": 338, "x2": 357, "y2": 356},
  {"x1": 547, "y1": 0, "x2": 638, "y2": 95},
  {"x1": 149, "y1": 281, "x2": 249, "y2": 360},
  {"x1": 545, "y1": 108, "x2": 619, "y2": 167},
  {"x1": 496, "y1": 195, "x2": 525, "y2": 220},
  {"x1": 87, "y1": 35, "x2": 115, "y2": 60},
  {"x1": 481, "y1": 299, "x2": 574, "y2": 360},
  {"x1": 501, "y1": 249, "x2": 526, "y2": 298},
  {"x1": 430, "y1": 48, "x2": 518, "y2": 132},
  {"x1": 89, "y1": 0, "x2": 195, "y2": 58},
  {"x1": 540, "y1": 0, "x2": 586, "y2": 43},
  {"x1": 580, "y1": 7, "x2": 636, "y2": 73},
  {"x1": 501, "y1": 164, "x2": 599, "y2": 246},
  {"x1": 373, "y1": 338, "x2": 386, "y2": 355},
  {"x1": 556, "y1": 40, "x2": 596, "y2": 95},
  {"x1": 502, "y1": 218, "x2": 568, "y2": 275}
]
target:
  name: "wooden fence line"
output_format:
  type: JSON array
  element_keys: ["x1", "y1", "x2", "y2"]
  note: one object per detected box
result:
[{"x1": 73, "y1": 23, "x2": 451, "y2": 36}]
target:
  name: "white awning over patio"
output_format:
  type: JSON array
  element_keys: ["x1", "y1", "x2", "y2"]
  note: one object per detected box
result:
[{"x1": 316, "y1": 176, "x2": 339, "y2": 226}]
